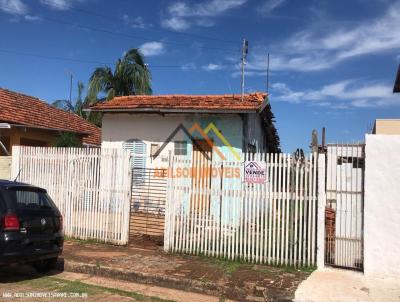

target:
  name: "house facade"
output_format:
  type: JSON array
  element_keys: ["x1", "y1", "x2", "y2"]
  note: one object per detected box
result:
[
  {"x1": 91, "y1": 93, "x2": 280, "y2": 171},
  {"x1": 90, "y1": 93, "x2": 280, "y2": 239}
]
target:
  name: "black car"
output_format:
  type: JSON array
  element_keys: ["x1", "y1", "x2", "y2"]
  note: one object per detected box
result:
[{"x1": 0, "y1": 180, "x2": 63, "y2": 272}]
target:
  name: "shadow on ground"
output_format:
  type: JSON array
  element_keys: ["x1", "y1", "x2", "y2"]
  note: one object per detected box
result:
[{"x1": 0, "y1": 264, "x2": 63, "y2": 284}]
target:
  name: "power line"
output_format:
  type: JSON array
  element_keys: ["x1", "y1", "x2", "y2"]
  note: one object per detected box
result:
[
  {"x1": 40, "y1": 0, "x2": 238, "y2": 45},
  {"x1": 0, "y1": 48, "x2": 183, "y2": 68},
  {"x1": 41, "y1": 15, "x2": 238, "y2": 54},
  {"x1": 0, "y1": 4, "x2": 239, "y2": 54}
]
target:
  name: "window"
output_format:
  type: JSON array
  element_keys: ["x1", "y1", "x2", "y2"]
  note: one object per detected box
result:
[
  {"x1": 151, "y1": 144, "x2": 160, "y2": 158},
  {"x1": 123, "y1": 139, "x2": 147, "y2": 183},
  {"x1": 3, "y1": 188, "x2": 54, "y2": 210},
  {"x1": 337, "y1": 156, "x2": 364, "y2": 169},
  {"x1": 174, "y1": 141, "x2": 187, "y2": 156}
]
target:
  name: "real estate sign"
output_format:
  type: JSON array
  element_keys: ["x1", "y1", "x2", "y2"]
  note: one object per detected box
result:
[{"x1": 244, "y1": 161, "x2": 267, "y2": 184}]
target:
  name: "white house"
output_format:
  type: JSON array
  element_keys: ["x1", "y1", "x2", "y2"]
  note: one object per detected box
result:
[
  {"x1": 90, "y1": 93, "x2": 280, "y2": 171},
  {"x1": 89, "y1": 93, "x2": 280, "y2": 239}
]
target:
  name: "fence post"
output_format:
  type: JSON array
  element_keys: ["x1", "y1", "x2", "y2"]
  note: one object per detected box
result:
[
  {"x1": 10, "y1": 145, "x2": 20, "y2": 180},
  {"x1": 317, "y1": 153, "x2": 326, "y2": 270}
]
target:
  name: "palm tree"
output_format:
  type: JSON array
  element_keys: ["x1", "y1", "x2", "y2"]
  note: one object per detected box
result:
[
  {"x1": 52, "y1": 81, "x2": 102, "y2": 126},
  {"x1": 88, "y1": 48, "x2": 152, "y2": 102},
  {"x1": 52, "y1": 81, "x2": 85, "y2": 117}
]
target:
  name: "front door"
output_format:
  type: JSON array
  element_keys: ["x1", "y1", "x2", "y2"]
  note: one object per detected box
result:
[{"x1": 190, "y1": 140, "x2": 212, "y2": 214}]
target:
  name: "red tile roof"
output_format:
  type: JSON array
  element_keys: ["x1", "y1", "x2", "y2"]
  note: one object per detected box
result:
[
  {"x1": 0, "y1": 88, "x2": 101, "y2": 145},
  {"x1": 90, "y1": 93, "x2": 267, "y2": 112}
]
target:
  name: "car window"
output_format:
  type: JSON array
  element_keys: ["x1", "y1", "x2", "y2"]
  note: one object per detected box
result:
[{"x1": 2, "y1": 188, "x2": 55, "y2": 210}]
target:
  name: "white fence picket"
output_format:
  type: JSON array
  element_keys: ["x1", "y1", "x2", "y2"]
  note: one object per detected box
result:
[
  {"x1": 164, "y1": 152, "x2": 319, "y2": 267},
  {"x1": 11, "y1": 146, "x2": 131, "y2": 245}
]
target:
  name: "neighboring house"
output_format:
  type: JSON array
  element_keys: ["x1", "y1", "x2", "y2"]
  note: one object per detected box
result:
[
  {"x1": 371, "y1": 68, "x2": 400, "y2": 135},
  {"x1": 90, "y1": 93, "x2": 280, "y2": 170},
  {"x1": 394, "y1": 64, "x2": 400, "y2": 93},
  {"x1": 0, "y1": 88, "x2": 101, "y2": 156},
  {"x1": 372, "y1": 119, "x2": 400, "y2": 135}
]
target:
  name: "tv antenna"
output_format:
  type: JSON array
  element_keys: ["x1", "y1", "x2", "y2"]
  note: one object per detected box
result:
[{"x1": 241, "y1": 39, "x2": 249, "y2": 101}]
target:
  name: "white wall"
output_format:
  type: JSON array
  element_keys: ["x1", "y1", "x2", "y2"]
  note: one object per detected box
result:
[
  {"x1": 364, "y1": 134, "x2": 400, "y2": 278},
  {"x1": 101, "y1": 113, "x2": 245, "y2": 169},
  {"x1": 102, "y1": 113, "x2": 186, "y2": 169}
]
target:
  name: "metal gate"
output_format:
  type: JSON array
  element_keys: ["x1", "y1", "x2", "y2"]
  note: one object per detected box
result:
[
  {"x1": 129, "y1": 167, "x2": 167, "y2": 245},
  {"x1": 325, "y1": 144, "x2": 364, "y2": 270}
]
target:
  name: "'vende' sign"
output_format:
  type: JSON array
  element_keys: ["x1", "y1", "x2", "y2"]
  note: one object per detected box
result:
[{"x1": 244, "y1": 161, "x2": 267, "y2": 184}]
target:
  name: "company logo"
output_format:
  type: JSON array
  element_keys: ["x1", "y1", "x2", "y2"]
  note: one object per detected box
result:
[
  {"x1": 152, "y1": 122, "x2": 241, "y2": 180},
  {"x1": 153, "y1": 122, "x2": 240, "y2": 161}
]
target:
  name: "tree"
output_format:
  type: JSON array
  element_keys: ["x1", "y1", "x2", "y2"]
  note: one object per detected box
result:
[
  {"x1": 54, "y1": 132, "x2": 82, "y2": 147},
  {"x1": 52, "y1": 81, "x2": 85, "y2": 118},
  {"x1": 88, "y1": 48, "x2": 152, "y2": 102},
  {"x1": 52, "y1": 81, "x2": 102, "y2": 127}
]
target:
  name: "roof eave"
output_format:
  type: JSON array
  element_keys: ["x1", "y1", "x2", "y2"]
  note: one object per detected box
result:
[
  {"x1": 2, "y1": 123, "x2": 92, "y2": 136},
  {"x1": 89, "y1": 108, "x2": 259, "y2": 114}
]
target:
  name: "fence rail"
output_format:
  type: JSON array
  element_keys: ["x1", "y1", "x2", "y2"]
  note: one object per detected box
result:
[
  {"x1": 11, "y1": 146, "x2": 132, "y2": 245},
  {"x1": 164, "y1": 152, "x2": 318, "y2": 267}
]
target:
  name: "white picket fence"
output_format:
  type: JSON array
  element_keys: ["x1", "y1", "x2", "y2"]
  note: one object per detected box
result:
[
  {"x1": 164, "y1": 152, "x2": 318, "y2": 267},
  {"x1": 11, "y1": 146, "x2": 132, "y2": 245}
]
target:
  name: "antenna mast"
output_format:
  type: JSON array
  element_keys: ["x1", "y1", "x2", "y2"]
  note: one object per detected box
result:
[
  {"x1": 266, "y1": 53, "x2": 270, "y2": 94},
  {"x1": 67, "y1": 71, "x2": 73, "y2": 104},
  {"x1": 241, "y1": 39, "x2": 249, "y2": 101}
]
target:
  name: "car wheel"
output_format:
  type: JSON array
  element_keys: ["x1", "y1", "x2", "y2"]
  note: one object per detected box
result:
[{"x1": 32, "y1": 257, "x2": 58, "y2": 273}]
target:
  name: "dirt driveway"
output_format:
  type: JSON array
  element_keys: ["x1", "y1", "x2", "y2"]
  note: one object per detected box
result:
[{"x1": 61, "y1": 239, "x2": 313, "y2": 301}]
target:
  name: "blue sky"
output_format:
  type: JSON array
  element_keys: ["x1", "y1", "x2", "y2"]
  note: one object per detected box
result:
[{"x1": 0, "y1": 0, "x2": 399, "y2": 152}]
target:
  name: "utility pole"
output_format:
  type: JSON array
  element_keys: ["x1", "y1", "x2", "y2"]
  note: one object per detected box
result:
[
  {"x1": 69, "y1": 72, "x2": 73, "y2": 104},
  {"x1": 241, "y1": 39, "x2": 249, "y2": 101}
]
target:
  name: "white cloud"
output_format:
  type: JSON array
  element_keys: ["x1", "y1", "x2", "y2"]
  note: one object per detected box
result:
[
  {"x1": 162, "y1": 0, "x2": 247, "y2": 31},
  {"x1": 0, "y1": 0, "x2": 27, "y2": 15},
  {"x1": 247, "y1": 2, "x2": 400, "y2": 74},
  {"x1": 270, "y1": 80, "x2": 399, "y2": 108},
  {"x1": 40, "y1": 0, "x2": 85, "y2": 10},
  {"x1": 258, "y1": 0, "x2": 286, "y2": 15},
  {"x1": 161, "y1": 16, "x2": 190, "y2": 31},
  {"x1": 24, "y1": 14, "x2": 41, "y2": 21},
  {"x1": 203, "y1": 63, "x2": 225, "y2": 71},
  {"x1": 139, "y1": 42, "x2": 165, "y2": 57},
  {"x1": 122, "y1": 15, "x2": 147, "y2": 29},
  {"x1": 247, "y1": 50, "x2": 335, "y2": 72},
  {"x1": 167, "y1": 0, "x2": 247, "y2": 17}
]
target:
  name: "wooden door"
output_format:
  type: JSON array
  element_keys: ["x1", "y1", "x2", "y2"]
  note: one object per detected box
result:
[{"x1": 191, "y1": 139, "x2": 212, "y2": 214}]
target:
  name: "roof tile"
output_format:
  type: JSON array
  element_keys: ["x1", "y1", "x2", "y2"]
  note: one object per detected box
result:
[
  {"x1": 90, "y1": 93, "x2": 267, "y2": 112},
  {"x1": 0, "y1": 88, "x2": 101, "y2": 145}
]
